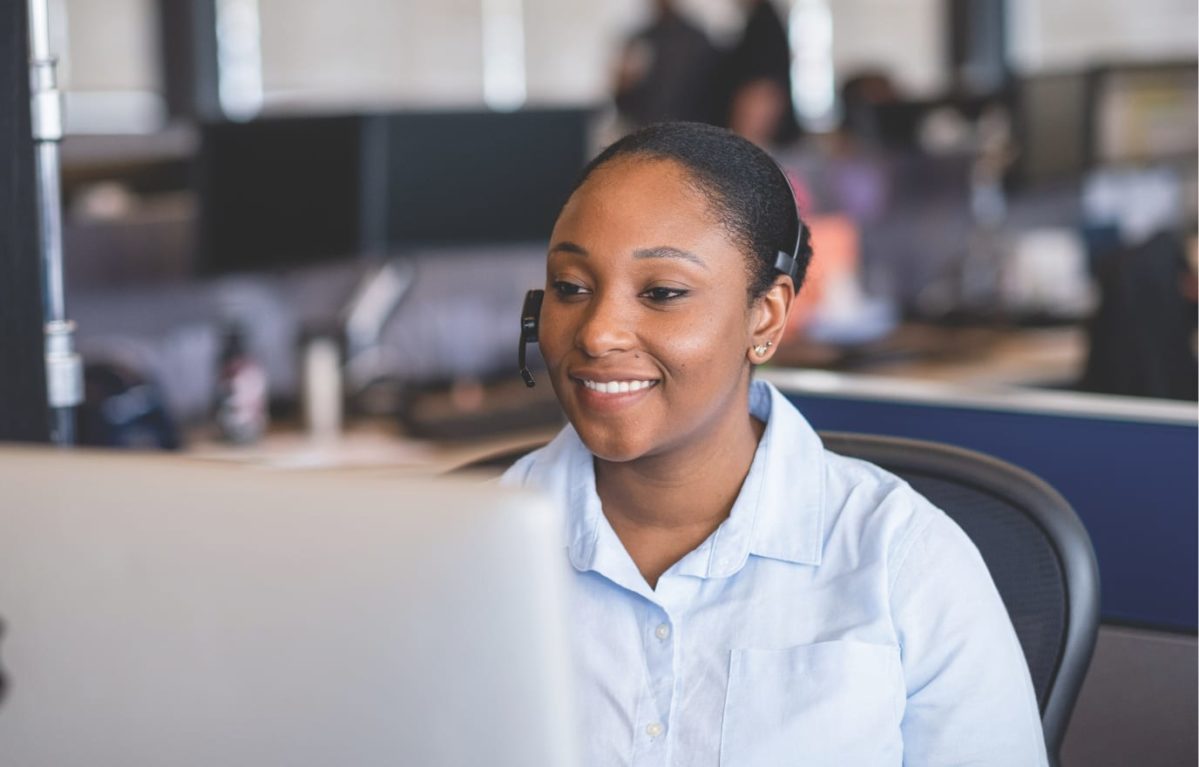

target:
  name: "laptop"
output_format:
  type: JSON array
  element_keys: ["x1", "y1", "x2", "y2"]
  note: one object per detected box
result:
[{"x1": 0, "y1": 447, "x2": 578, "y2": 767}]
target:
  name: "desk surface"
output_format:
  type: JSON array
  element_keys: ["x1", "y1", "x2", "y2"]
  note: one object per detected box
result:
[
  {"x1": 774, "y1": 323, "x2": 1087, "y2": 389},
  {"x1": 186, "y1": 419, "x2": 559, "y2": 475}
]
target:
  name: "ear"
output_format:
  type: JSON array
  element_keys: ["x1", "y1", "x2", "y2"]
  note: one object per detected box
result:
[{"x1": 748, "y1": 275, "x2": 795, "y2": 364}]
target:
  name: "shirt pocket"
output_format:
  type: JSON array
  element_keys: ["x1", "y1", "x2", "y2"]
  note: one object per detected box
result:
[{"x1": 720, "y1": 640, "x2": 905, "y2": 767}]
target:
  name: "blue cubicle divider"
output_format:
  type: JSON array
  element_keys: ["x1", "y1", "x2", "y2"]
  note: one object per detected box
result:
[{"x1": 779, "y1": 387, "x2": 1198, "y2": 633}]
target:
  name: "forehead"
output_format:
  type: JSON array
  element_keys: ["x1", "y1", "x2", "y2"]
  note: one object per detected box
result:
[{"x1": 553, "y1": 157, "x2": 733, "y2": 252}]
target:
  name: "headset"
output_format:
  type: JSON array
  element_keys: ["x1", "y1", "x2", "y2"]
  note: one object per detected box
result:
[
  {"x1": 518, "y1": 289, "x2": 544, "y2": 387},
  {"x1": 518, "y1": 161, "x2": 809, "y2": 388}
]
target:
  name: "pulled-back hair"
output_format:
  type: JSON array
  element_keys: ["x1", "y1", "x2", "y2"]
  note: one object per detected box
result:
[{"x1": 569, "y1": 122, "x2": 810, "y2": 299}]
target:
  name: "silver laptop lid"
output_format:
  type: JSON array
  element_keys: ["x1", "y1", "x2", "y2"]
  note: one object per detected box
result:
[{"x1": 0, "y1": 448, "x2": 577, "y2": 767}]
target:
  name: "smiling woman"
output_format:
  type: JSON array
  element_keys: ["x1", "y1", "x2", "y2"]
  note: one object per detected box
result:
[{"x1": 502, "y1": 123, "x2": 1048, "y2": 766}]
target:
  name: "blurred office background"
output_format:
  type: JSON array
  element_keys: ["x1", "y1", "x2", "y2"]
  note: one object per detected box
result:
[
  {"x1": 11, "y1": 0, "x2": 1191, "y2": 449},
  {"x1": 1, "y1": 2, "x2": 1196, "y2": 765}
]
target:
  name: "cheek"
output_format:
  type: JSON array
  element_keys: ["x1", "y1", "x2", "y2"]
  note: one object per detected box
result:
[
  {"x1": 536, "y1": 302, "x2": 572, "y2": 364},
  {"x1": 654, "y1": 305, "x2": 748, "y2": 373}
]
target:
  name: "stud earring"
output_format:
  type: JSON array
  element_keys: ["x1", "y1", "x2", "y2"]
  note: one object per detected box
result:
[{"x1": 753, "y1": 340, "x2": 773, "y2": 356}]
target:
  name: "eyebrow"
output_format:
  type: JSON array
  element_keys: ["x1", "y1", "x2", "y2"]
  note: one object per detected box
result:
[
  {"x1": 633, "y1": 246, "x2": 708, "y2": 269},
  {"x1": 548, "y1": 241, "x2": 589, "y2": 257},
  {"x1": 548, "y1": 241, "x2": 708, "y2": 270}
]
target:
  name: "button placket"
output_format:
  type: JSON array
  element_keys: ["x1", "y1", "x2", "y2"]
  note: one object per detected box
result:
[{"x1": 638, "y1": 606, "x2": 675, "y2": 759}]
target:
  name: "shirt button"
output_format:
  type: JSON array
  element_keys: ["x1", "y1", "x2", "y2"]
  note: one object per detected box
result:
[
  {"x1": 646, "y1": 722, "x2": 664, "y2": 738},
  {"x1": 654, "y1": 623, "x2": 671, "y2": 640}
]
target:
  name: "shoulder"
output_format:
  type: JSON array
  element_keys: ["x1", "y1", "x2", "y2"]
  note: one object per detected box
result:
[
  {"x1": 819, "y1": 450, "x2": 1009, "y2": 666},
  {"x1": 752, "y1": 381, "x2": 962, "y2": 576},
  {"x1": 819, "y1": 448, "x2": 978, "y2": 586}
]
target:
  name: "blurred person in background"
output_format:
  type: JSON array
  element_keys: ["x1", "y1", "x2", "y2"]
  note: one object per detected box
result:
[
  {"x1": 1080, "y1": 229, "x2": 1199, "y2": 400},
  {"x1": 613, "y1": 0, "x2": 721, "y2": 129},
  {"x1": 837, "y1": 71, "x2": 903, "y2": 151},
  {"x1": 718, "y1": 0, "x2": 801, "y2": 148}
]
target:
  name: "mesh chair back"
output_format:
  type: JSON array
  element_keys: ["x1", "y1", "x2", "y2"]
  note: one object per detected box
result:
[{"x1": 820, "y1": 432, "x2": 1099, "y2": 765}]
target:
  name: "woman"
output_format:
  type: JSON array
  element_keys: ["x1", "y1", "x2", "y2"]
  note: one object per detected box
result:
[{"x1": 502, "y1": 123, "x2": 1046, "y2": 765}]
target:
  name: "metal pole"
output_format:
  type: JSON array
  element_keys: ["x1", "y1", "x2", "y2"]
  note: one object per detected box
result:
[{"x1": 27, "y1": 0, "x2": 81, "y2": 445}]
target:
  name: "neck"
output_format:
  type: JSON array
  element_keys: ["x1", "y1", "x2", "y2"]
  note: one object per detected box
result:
[{"x1": 594, "y1": 383, "x2": 765, "y2": 587}]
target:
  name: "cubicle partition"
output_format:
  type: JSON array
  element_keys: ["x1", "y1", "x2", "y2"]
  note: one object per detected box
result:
[{"x1": 762, "y1": 369, "x2": 1198, "y2": 633}]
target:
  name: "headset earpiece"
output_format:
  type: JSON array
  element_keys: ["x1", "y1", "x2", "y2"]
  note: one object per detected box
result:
[
  {"x1": 774, "y1": 245, "x2": 801, "y2": 283},
  {"x1": 770, "y1": 161, "x2": 810, "y2": 285},
  {"x1": 518, "y1": 289, "x2": 544, "y2": 387}
]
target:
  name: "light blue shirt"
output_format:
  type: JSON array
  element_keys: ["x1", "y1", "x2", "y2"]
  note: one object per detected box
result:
[{"x1": 501, "y1": 380, "x2": 1047, "y2": 766}]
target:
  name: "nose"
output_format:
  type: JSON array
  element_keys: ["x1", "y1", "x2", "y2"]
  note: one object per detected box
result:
[{"x1": 575, "y1": 292, "x2": 635, "y2": 358}]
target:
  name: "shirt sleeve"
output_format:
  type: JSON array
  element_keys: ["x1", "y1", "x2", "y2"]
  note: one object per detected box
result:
[{"x1": 890, "y1": 501, "x2": 1049, "y2": 766}]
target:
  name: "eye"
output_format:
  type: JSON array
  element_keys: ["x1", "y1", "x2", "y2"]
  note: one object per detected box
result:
[
  {"x1": 641, "y1": 286, "x2": 689, "y2": 302},
  {"x1": 552, "y1": 280, "x2": 589, "y2": 299}
]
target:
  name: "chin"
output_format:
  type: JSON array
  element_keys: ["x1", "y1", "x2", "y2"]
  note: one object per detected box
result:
[{"x1": 570, "y1": 420, "x2": 650, "y2": 464}]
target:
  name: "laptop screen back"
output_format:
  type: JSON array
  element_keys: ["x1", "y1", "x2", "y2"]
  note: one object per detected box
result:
[{"x1": 0, "y1": 448, "x2": 577, "y2": 767}]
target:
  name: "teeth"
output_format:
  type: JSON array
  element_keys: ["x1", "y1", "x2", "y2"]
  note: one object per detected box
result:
[{"x1": 582, "y1": 379, "x2": 657, "y2": 394}]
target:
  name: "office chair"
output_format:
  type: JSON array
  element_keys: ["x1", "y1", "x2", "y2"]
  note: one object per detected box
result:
[{"x1": 454, "y1": 432, "x2": 1100, "y2": 766}]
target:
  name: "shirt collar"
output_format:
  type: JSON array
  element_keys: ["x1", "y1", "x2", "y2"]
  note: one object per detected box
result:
[
  {"x1": 741, "y1": 379, "x2": 826, "y2": 568},
  {"x1": 561, "y1": 379, "x2": 826, "y2": 577}
]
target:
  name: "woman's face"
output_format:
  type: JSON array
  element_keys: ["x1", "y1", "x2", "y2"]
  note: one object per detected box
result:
[{"x1": 540, "y1": 157, "x2": 772, "y2": 462}]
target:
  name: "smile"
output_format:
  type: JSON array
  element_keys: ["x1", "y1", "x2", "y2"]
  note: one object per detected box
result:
[{"x1": 580, "y1": 379, "x2": 658, "y2": 395}]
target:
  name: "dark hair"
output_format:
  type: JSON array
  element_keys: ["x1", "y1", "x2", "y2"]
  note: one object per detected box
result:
[{"x1": 569, "y1": 122, "x2": 810, "y2": 299}]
